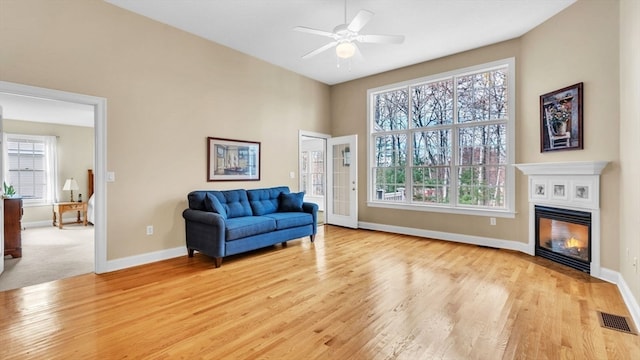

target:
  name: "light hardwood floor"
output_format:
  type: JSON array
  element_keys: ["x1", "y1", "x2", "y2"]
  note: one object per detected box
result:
[{"x1": 1, "y1": 225, "x2": 638, "y2": 359}]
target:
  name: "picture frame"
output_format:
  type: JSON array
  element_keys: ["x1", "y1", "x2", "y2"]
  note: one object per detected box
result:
[
  {"x1": 207, "y1": 137, "x2": 260, "y2": 181},
  {"x1": 532, "y1": 180, "x2": 547, "y2": 200},
  {"x1": 550, "y1": 181, "x2": 568, "y2": 200},
  {"x1": 540, "y1": 82, "x2": 583, "y2": 152}
]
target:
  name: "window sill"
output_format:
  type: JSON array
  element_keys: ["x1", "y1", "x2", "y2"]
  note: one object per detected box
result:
[{"x1": 366, "y1": 201, "x2": 516, "y2": 218}]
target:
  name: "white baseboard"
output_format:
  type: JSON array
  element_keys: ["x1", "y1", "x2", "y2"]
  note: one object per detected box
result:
[
  {"x1": 611, "y1": 271, "x2": 640, "y2": 331},
  {"x1": 358, "y1": 221, "x2": 530, "y2": 253},
  {"x1": 23, "y1": 218, "x2": 88, "y2": 229},
  {"x1": 105, "y1": 246, "x2": 187, "y2": 272},
  {"x1": 22, "y1": 220, "x2": 53, "y2": 229}
]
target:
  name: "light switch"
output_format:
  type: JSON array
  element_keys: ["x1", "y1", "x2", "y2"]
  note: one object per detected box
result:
[
  {"x1": 289, "y1": 171, "x2": 295, "y2": 179},
  {"x1": 107, "y1": 171, "x2": 115, "y2": 182}
]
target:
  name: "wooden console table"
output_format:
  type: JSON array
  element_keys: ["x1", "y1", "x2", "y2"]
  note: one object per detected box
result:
[{"x1": 53, "y1": 202, "x2": 88, "y2": 229}]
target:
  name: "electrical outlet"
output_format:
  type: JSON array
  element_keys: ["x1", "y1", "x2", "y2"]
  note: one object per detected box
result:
[
  {"x1": 146, "y1": 225, "x2": 153, "y2": 235},
  {"x1": 490, "y1": 217, "x2": 496, "y2": 226}
]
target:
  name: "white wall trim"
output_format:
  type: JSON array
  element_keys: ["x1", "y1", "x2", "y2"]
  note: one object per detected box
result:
[
  {"x1": 0, "y1": 81, "x2": 108, "y2": 274},
  {"x1": 607, "y1": 269, "x2": 640, "y2": 331},
  {"x1": 105, "y1": 246, "x2": 187, "y2": 273},
  {"x1": 22, "y1": 221, "x2": 57, "y2": 229},
  {"x1": 358, "y1": 221, "x2": 530, "y2": 253}
]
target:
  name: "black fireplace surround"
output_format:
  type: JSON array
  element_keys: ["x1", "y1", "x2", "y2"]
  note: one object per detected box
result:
[{"x1": 535, "y1": 205, "x2": 591, "y2": 273}]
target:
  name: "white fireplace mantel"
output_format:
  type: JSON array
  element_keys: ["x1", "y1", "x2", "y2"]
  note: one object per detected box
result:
[
  {"x1": 514, "y1": 161, "x2": 610, "y2": 279},
  {"x1": 514, "y1": 161, "x2": 609, "y2": 176}
]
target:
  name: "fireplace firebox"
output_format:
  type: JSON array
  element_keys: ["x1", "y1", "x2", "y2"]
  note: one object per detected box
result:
[{"x1": 535, "y1": 205, "x2": 591, "y2": 273}]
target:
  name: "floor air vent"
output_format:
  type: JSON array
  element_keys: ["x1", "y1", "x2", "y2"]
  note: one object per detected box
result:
[{"x1": 597, "y1": 311, "x2": 637, "y2": 335}]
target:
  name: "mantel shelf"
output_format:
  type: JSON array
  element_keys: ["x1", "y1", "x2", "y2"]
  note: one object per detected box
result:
[{"x1": 514, "y1": 161, "x2": 609, "y2": 176}]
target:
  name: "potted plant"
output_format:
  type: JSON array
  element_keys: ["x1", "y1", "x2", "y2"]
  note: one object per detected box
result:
[{"x1": 3, "y1": 181, "x2": 16, "y2": 198}]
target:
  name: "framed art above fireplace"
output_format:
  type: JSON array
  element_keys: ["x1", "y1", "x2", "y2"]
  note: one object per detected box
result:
[{"x1": 540, "y1": 82, "x2": 583, "y2": 152}]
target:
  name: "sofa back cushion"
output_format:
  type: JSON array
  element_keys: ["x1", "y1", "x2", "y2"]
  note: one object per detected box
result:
[
  {"x1": 220, "y1": 190, "x2": 253, "y2": 218},
  {"x1": 247, "y1": 186, "x2": 290, "y2": 215},
  {"x1": 188, "y1": 189, "x2": 252, "y2": 218}
]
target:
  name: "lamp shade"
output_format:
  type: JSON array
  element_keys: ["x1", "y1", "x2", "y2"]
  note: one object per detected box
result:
[{"x1": 63, "y1": 178, "x2": 79, "y2": 191}]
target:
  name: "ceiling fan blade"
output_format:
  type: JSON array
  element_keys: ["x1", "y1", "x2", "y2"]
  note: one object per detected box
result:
[
  {"x1": 347, "y1": 10, "x2": 373, "y2": 32},
  {"x1": 301, "y1": 41, "x2": 338, "y2": 59},
  {"x1": 293, "y1": 26, "x2": 335, "y2": 38},
  {"x1": 358, "y1": 34, "x2": 405, "y2": 44}
]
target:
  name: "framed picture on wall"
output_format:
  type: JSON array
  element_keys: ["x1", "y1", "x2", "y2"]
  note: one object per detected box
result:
[
  {"x1": 207, "y1": 137, "x2": 260, "y2": 181},
  {"x1": 540, "y1": 82, "x2": 583, "y2": 152}
]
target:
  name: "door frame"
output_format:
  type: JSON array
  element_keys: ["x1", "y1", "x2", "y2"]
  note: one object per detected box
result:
[{"x1": 0, "y1": 81, "x2": 108, "y2": 274}]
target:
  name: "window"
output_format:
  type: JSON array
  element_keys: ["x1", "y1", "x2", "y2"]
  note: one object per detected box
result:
[
  {"x1": 301, "y1": 137, "x2": 325, "y2": 211},
  {"x1": 3, "y1": 134, "x2": 58, "y2": 205},
  {"x1": 368, "y1": 58, "x2": 515, "y2": 217}
]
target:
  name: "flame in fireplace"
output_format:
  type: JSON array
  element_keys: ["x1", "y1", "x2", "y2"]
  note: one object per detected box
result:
[{"x1": 565, "y1": 237, "x2": 583, "y2": 249}]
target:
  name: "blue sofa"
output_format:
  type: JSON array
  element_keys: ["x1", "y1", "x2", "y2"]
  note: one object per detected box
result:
[{"x1": 182, "y1": 186, "x2": 318, "y2": 267}]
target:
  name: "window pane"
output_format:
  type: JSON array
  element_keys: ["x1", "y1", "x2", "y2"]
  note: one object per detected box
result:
[
  {"x1": 411, "y1": 80, "x2": 453, "y2": 127},
  {"x1": 311, "y1": 173, "x2": 324, "y2": 196},
  {"x1": 374, "y1": 134, "x2": 407, "y2": 167},
  {"x1": 458, "y1": 165, "x2": 506, "y2": 207},
  {"x1": 457, "y1": 68, "x2": 508, "y2": 123},
  {"x1": 413, "y1": 130, "x2": 451, "y2": 166},
  {"x1": 458, "y1": 124, "x2": 506, "y2": 165},
  {"x1": 412, "y1": 167, "x2": 450, "y2": 204},
  {"x1": 373, "y1": 167, "x2": 406, "y2": 202},
  {"x1": 373, "y1": 89, "x2": 409, "y2": 131}
]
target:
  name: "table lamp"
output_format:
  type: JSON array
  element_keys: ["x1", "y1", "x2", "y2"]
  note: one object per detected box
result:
[{"x1": 62, "y1": 178, "x2": 79, "y2": 202}]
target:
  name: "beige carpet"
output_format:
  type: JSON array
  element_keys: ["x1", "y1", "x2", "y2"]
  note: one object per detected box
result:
[{"x1": 0, "y1": 226, "x2": 94, "y2": 292}]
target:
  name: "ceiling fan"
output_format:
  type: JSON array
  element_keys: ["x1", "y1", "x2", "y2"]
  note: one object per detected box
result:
[{"x1": 293, "y1": 3, "x2": 405, "y2": 60}]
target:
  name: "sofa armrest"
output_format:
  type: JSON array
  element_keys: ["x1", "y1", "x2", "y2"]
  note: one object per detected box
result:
[
  {"x1": 302, "y1": 202, "x2": 319, "y2": 234},
  {"x1": 182, "y1": 209, "x2": 226, "y2": 258},
  {"x1": 183, "y1": 209, "x2": 225, "y2": 226}
]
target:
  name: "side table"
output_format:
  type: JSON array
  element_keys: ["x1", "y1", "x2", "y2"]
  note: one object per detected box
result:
[{"x1": 53, "y1": 202, "x2": 88, "y2": 229}]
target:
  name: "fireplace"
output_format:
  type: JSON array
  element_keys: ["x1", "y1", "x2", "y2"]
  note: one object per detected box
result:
[
  {"x1": 516, "y1": 161, "x2": 607, "y2": 278},
  {"x1": 535, "y1": 205, "x2": 591, "y2": 273}
]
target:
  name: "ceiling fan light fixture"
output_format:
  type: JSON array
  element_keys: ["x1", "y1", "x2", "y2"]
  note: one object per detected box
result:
[{"x1": 336, "y1": 41, "x2": 356, "y2": 59}]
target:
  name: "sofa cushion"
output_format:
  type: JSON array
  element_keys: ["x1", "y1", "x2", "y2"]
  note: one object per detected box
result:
[
  {"x1": 204, "y1": 193, "x2": 227, "y2": 219},
  {"x1": 247, "y1": 186, "x2": 290, "y2": 215},
  {"x1": 264, "y1": 212, "x2": 313, "y2": 230},
  {"x1": 225, "y1": 216, "x2": 276, "y2": 241},
  {"x1": 220, "y1": 189, "x2": 253, "y2": 218},
  {"x1": 278, "y1": 192, "x2": 304, "y2": 212}
]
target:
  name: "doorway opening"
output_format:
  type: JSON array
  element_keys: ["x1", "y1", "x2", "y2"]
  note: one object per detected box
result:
[
  {"x1": 299, "y1": 131, "x2": 329, "y2": 225},
  {"x1": 0, "y1": 81, "x2": 107, "y2": 290}
]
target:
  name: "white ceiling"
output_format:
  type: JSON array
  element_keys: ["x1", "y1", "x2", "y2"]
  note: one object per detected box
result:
[
  {"x1": 105, "y1": 0, "x2": 576, "y2": 85},
  {"x1": 0, "y1": 92, "x2": 94, "y2": 127}
]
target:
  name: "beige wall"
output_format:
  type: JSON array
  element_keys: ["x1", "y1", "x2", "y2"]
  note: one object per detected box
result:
[
  {"x1": 520, "y1": 0, "x2": 620, "y2": 271},
  {"x1": 619, "y1": 0, "x2": 640, "y2": 309},
  {"x1": 3, "y1": 119, "x2": 94, "y2": 224},
  {"x1": 0, "y1": 0, "x2": 331, "y2": 260},
  {"x1": 330, "y1": 1, "x2": 621, "y2": 269}
]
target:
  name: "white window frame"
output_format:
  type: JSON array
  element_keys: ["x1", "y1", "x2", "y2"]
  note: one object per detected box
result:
[
  {"x1": 366, "y1": 58, "x2": 516, "y2": 218},
  {"x1": 3, "y1": 133, "x2": 58, "y2": 206}
]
